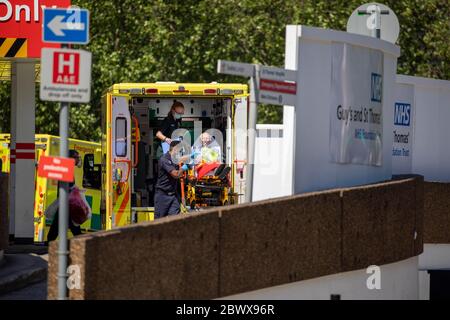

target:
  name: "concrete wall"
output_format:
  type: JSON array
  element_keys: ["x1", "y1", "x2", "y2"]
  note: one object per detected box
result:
[
  {"x1": 403, "y1": 76, "x2": 450, "y2": 182},
  {"x1": 49, "y1": 212, "x2": 220, "y2": 300},
  {"x1": 0, "y1": 173, "x2": 9, "y2": 260},
  {"x1": 48, "y1": 176, "x2": 423, "y2": 300},
  {"x1": 392, "y1": 82, "x2": 415, "y2": 174},
  {"x1": 222, "y1": 256, "x2": 419, "y2": 300},
  {"x1": 252, "y1": 124, "x2": 288, "y2": 201},
  {"x1": 258, "y1": 75, "x2": 450, "y2": 199},
  {"x1": 418, "y1": 181, "x2": 450, "y2": 298},
  {"x1": 284, "y1": 26, "x2": 399, "y2": 194},
  {"x1": 423, "y1": 182, "x2": 450, "y2": 243},
  {"x1": 419, "y1": 244, "x2": 450, "y2": 270}
]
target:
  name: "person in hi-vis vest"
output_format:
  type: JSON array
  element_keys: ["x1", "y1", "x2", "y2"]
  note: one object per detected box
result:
[{"x1": 156, "y1": 101, "x2": 185, "y2": 154}]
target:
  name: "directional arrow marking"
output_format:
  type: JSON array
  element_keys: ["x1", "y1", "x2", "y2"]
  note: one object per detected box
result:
[{"x1": 48, "y1": 16, "x2": 86, "y2": 37}]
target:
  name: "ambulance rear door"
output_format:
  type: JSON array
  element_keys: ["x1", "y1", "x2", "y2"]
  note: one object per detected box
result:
[
  {"x1": 110, "y1": 95, "x2": 132, "y2": 228},
  {"x1": 33, "y1": 141, "x2": 48, "y2": 243},
  {"x1": 232, "y1": 95, "x2": 248, "y2": 204}
]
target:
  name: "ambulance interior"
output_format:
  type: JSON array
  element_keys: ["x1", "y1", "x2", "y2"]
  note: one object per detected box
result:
[{"x1": 129, "y1": 96, "x2": 236, "y2": 209}]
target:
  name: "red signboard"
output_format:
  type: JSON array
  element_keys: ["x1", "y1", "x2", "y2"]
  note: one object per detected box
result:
[
  {"x1": 37, "y1": 155, "x2": 75, "y2": 182},
  {"x1": 260, "y1": 78, "x2": 297, "y2": 95},
  {"x1": 52, "y1": 50, "x2": 79, "y2": 84},
  {"x1": 0, "y1": 0, "x2": 71, "y2": 58}
]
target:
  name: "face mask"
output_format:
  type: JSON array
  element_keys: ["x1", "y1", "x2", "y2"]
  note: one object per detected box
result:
[{"x1": 173, "y1": 112, "x2": 182, "y2": 120}]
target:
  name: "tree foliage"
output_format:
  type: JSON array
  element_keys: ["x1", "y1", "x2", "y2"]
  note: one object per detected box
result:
[{"x1": 0, "y1": 0, "x2": 448, "y2": 139}]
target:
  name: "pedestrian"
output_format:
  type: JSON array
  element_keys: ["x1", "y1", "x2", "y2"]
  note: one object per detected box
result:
[
  {"x1": 46, "y1": 150, "x2": 83, "y2": 243},
  {"x1": 155, "y1": 101, "x2": 185, "y2": 154},
  {"x1": 154, "y1": 140, "x2": 190, "y2": 218}
]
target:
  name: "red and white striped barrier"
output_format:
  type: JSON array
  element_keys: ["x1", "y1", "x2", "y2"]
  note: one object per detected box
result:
[{"x1": 10, "y1": 142, "x2": 35, "y2": 163}]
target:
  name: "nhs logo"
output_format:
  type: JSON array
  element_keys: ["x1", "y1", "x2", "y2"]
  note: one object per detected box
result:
[
  {"x1": 394, "y1": 103, "x2": 411, "y2": 126},
  {"x1": 371, "y1": 73, "x2": 382, "y2": 103}
]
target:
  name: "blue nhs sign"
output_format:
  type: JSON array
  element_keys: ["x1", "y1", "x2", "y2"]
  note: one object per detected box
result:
[
  {"x1": 371, "y1": 73, "x2": 382, "y2": 103},
  {"x1": 394, "y1": 103, "x2": 411, "y2": 126}
]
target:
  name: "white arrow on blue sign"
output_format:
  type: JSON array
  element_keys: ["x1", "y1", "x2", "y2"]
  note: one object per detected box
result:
[{"x1": 43, "y1": 8, "x2": 90, "y2": 45}]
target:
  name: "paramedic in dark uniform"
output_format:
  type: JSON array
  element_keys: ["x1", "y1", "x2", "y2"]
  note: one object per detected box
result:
[
  {"x1": 156, "y1": 101, "x2": 185, "y2": 154},
  {"x1": 154, "y1": 140, "x2": 189, "y2": 218}
]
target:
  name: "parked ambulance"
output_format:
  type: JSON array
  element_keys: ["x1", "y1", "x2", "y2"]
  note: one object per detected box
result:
[
  {"x1": 0, "y1": 134, "x2": 102, "y2": 243},
  {"x1": 101, "y1": 82, "x2": 249, "y2": 229}
]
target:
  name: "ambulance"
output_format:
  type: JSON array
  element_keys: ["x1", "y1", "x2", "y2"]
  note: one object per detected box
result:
[
  {"x1": 102, "y1": 82, "x2": 249, "y2": 229},
  {"x1": 0, "y1": 135, "x2": 9, "y2": 172},
  {"x1": 0, "y1": 134, "x2": 102, "y2": 243}
]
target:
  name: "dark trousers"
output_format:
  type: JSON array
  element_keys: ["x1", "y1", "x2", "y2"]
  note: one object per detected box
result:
[
  {"x1": 47, "y1": 212, "x2": 82, "y2": 242},
  {"x1": 154, "y1": 190, "x2": 180, "y2": 219}
]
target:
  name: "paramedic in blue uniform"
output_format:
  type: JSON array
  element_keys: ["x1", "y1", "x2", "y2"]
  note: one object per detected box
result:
[
  {"x1": 156, "y1": 101, "x2": 185, "y2": 154},
  {"x1": 154, "y1": 140, "x2": 190, "y2": 218}
]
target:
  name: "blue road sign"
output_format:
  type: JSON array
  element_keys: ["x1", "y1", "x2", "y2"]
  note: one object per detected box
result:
[{"x1": 43, "y1": 8, "x2": 90, "y2": 45}]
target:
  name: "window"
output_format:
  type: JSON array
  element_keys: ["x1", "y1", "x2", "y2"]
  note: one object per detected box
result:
[
  {"x1": 82, "y1": 154, "x2": 101, "y2": 190},
  {"x1": 115, "y1": 117, "x2": 127, "y2": 157}
]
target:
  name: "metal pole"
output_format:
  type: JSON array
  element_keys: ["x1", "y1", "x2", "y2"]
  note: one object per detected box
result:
[
  {"x1": 246, "y1": 65, "x2": 259, "y2": 203},
  {"x1": 57, "y1": 44, "x2": 70, "y2": 300},
  {"x1": 57, "y1": 101, "x2": 70, "y2": 300},
  {"x1": 358, "y1": 6, "x2": 389, "y2": 39},
  {"x1": 374, "y1": 5, "x2": 381, "y2": 39}
]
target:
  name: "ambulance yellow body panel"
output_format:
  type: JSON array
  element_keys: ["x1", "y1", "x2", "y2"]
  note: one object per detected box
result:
[
  {"x1": 102, "y1": 83, "x2": 249, "y2": 230},
  {"x1": 0, "y1": 134, "x2": 10, "y2": 172},
  {"x1": 0, "y1": 134, "x2": 102, "y2": 243}
]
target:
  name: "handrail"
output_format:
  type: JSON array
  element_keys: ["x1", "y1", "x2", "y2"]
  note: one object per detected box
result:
[{"x1": 132, "y1": 115, "x2": 139, "y2": 168}]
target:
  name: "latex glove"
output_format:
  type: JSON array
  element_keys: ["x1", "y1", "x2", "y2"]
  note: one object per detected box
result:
[
  {"x1": 181, "y1": 164, "x2": 189, "y2": 171},
  {"x1": 191, "y1": 151, "x2": 200, "y2": 159}
]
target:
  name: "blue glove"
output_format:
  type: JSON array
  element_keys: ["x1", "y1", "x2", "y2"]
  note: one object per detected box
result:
[
  {"x1": 190, "y1": 151, "x2": 200, "y2": 159},
  {"x1": 181, "y1": 164, "x2": 189, "y2": 171}
]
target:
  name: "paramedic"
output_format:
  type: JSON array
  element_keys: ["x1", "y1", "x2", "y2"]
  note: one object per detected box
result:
[
  {"x1": 154, "y1": 140, "x2": 189, "y2": 218},
  {"x1": 156, "y1": 101, "x2": 185, "y2": 154},
  {"x1": 47, "y1": 150, "x2": 82, "y2": 242}
]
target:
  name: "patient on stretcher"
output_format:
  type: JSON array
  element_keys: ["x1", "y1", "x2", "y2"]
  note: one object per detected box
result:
[{"x1": 192, "y1": 131, "x2": 223, "y2": 177}]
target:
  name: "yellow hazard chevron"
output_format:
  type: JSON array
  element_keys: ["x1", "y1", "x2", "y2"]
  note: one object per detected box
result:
[{"x1": 0, "y1": 38, "x2": 28, "y2": 58}]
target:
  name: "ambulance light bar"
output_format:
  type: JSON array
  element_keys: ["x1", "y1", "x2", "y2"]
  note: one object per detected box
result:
[
  {"x1": 173, "y1": 86, "x2": 189, "y2": 94},
  {"x1": 118, "y1": 88, "x2": 144, "y2": 94},
  {"x1": 219, "y1": 89, "x2": 233, "y2": 95},
  {"x1": 130, "y1": 88, "x2": 144, "y2": 94},
  {"x1": 145, "y1": 88, "x2": 158, "y2": 94}
]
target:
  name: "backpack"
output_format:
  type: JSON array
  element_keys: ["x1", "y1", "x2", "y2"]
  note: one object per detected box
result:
[{"x1": 69, "y1": 186, "x2": 92, "y2": 226}]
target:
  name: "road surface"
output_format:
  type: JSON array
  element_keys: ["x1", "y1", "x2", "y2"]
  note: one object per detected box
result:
[{"x1": 0, "y1": 281, "x2": 47, "y2": 300}]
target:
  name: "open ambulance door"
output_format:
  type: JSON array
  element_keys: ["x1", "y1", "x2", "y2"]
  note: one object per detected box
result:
[
  {"x1": 109, "y1": 95, "x2": 132, "y2": 228},
  {"x1": 232, "y1": 95, "x2": 248, "y2": 204},
  {"x1": 34, "y1": 145, "x2": 47, "y2": 243}
]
